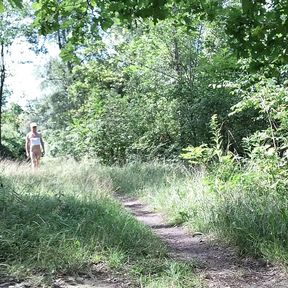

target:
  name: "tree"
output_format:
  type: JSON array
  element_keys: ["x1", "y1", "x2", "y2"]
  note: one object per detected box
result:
[
  {"x1": 32, "y1": 20, "x2": 248, "y2": 163},
  {"x1": 0, "y1": 2, "x2": 37, "y2": 155},
  {"x1": 0, "y1": 0, "x2": 22, "y2": 12},
  {"x1": 2, "y1": 102, "x2": 25, "y2": 158},
  {"x1": 30, "y1": 0, "x2": 288, "y2": 71},
  {"x1": 1, "y1": 0, "x2": 287, "y2": 69},
  {"x1": 225, "y1": 0, "x2": 288, "y2": 70},
  {"x1": 0, "y1": 7, "x2": 24, "y2": 151}
]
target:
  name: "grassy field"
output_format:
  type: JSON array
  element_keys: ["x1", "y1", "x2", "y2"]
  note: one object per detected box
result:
[
  {"x1": 0, "y1": 159, "x2": 202, "y2": 287},
  {"x1": 2, "y1": 157, "x2": 288, "y2": 287}
]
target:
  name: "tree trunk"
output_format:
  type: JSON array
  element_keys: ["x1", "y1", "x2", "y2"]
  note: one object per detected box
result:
[{"x1": 0, "y1": 42, "x2": 5, "y2": 152}]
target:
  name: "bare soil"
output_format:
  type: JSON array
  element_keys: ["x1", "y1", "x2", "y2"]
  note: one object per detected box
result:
[
  {"x1": 120, "y1": 195, "x2": 288, "y2": 288},
  {"x1": 0, "y1": 262, "x2": 131, "y2": 288}
]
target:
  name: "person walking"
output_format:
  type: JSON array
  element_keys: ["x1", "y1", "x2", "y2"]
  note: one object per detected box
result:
[{"x1": 25, "y1": 122, "x2": 45, "y2": 169}]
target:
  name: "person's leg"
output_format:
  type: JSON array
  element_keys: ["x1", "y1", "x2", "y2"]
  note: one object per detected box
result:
[
  {"x1": 30, "y1": 150, "x2": 41, "y2": 169},
  {"x1": 35, "y1": 154, "x2": 41, "y2": 168},
  {"x1": 30, "y1": 152, "x2": 36, "y2": 169}
]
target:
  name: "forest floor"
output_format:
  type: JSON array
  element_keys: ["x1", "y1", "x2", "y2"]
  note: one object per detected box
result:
[{"x1": 120, "y1": 195, "x2": 288, "y2": 288}]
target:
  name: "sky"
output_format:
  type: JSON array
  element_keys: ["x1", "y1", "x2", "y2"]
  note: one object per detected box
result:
[{"x1": 6, "y1": 37, "x2": 60, "y2": 107}]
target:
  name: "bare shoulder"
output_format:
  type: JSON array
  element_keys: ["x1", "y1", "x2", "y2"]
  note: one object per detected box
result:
[{"x1": 26, "y1": 132, "x2": 32, "y2": 139}]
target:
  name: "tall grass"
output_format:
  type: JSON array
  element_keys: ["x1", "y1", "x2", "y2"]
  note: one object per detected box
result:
[
  {"x1": 0, "y1": 159, "x2": 201, "y2": 287},
  {"x1": 107, "y1": 159, "x2": 288, "y2": 265},
  {"x1": 107, "y1": 161, "x2": 214, "y2": 230},
  {"x1": 209, "y1": 159, "x2": 288, "y2": 262},
  {"x1": 0, "y1": 160, "x2": 164, "y2": 279}
]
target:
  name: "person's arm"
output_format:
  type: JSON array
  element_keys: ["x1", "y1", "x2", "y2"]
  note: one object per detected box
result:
[
  {"x1": 25, "y1": 134, "x2": 30, "y2": 157},
  {"x1": 40, "y1": 135, "x2": 45, "y2": 155}
]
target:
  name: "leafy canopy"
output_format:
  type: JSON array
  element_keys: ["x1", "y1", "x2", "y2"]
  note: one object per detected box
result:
[
  {"x1": 0, "y1": 0, "x2": 22, "y2": 12},
  {"x1": 30, "y1": 0, "x2": 288, "y2": 68},
  {"x1": 1, "y1": 0, "x2": 287, "y2": 68}
]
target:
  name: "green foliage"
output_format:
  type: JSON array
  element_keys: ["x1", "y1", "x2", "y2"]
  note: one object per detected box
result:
[
  {"x1": 1, "y1": 104, "x2": 25, "y2": 159},
  {"x1": 181, "y1": 145, "x2": 214, "y2": 165},
  {"x1": 230, "y1": 68, "x2": 288, "y2": 159},
  {"x1": 33, "y1": 19, "x2": 242, "y2": 164},
  {"x1": 28, "y1": 0, "x2": 288, "y2": 73},
  {"x1": 208, "y1": 156, "x2": 288, "y2": 261},
  {"x1": 0, "y1": 4, "x2": 34, "y2": 153},
  {"x1": 0, "y1": 0, "x2": 23, "y2": 12},
  {"x1": 180, "y1": 114, "x2": 226, "y2": 166},
  {"x1": 3, "y1": 0, "x2": 287, "y2": 71},
  {"x1": 224, "y1": 0, "x2": 288, "y2": 69}
]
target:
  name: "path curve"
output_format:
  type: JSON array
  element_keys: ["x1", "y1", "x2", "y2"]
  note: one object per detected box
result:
[{"x1": 119, "y1": 195, "x2": 288, "y2": 288}]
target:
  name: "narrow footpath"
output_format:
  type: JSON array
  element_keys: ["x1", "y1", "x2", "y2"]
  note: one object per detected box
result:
[{"x1": 120, "y1": 195, "x2": 288, "y2": 288}]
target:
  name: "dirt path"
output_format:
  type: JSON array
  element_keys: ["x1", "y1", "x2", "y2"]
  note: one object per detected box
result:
[{"x1": 120, "y1": 195, "x2": 288, "y2": 288}]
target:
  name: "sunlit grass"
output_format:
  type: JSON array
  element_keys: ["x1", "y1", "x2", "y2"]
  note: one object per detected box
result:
[
  {"x1": 107, "y1": 162, "x2": 213, "y2": 230},
  {"x1": 107, "y1": 160, "x2": 288, "y2": 265},
  {"x1": 0, "y1": 159, "x2": 202, "y2": 287},
  {"x1": 8, "y1": 157, "x2": 287, "y2": 286},
  {"x1": 0, "y1": 160, "x2": 164, "y2": 283},
  {"x1": 135, "y1": 259, "x2": 203, "y2": 288}
]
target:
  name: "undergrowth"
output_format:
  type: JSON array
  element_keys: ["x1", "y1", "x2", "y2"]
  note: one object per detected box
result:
[
  {"x1": 108, "y1": 157, "x2": 288, "y2": 265},
  {"x1": 0, "y1": 159, "x2": 201, "y2": 287}
]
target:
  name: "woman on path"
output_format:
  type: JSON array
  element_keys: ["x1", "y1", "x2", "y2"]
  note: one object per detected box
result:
[{"x1": 25, "y1": 122, "x2": 45, "y2": 169}]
